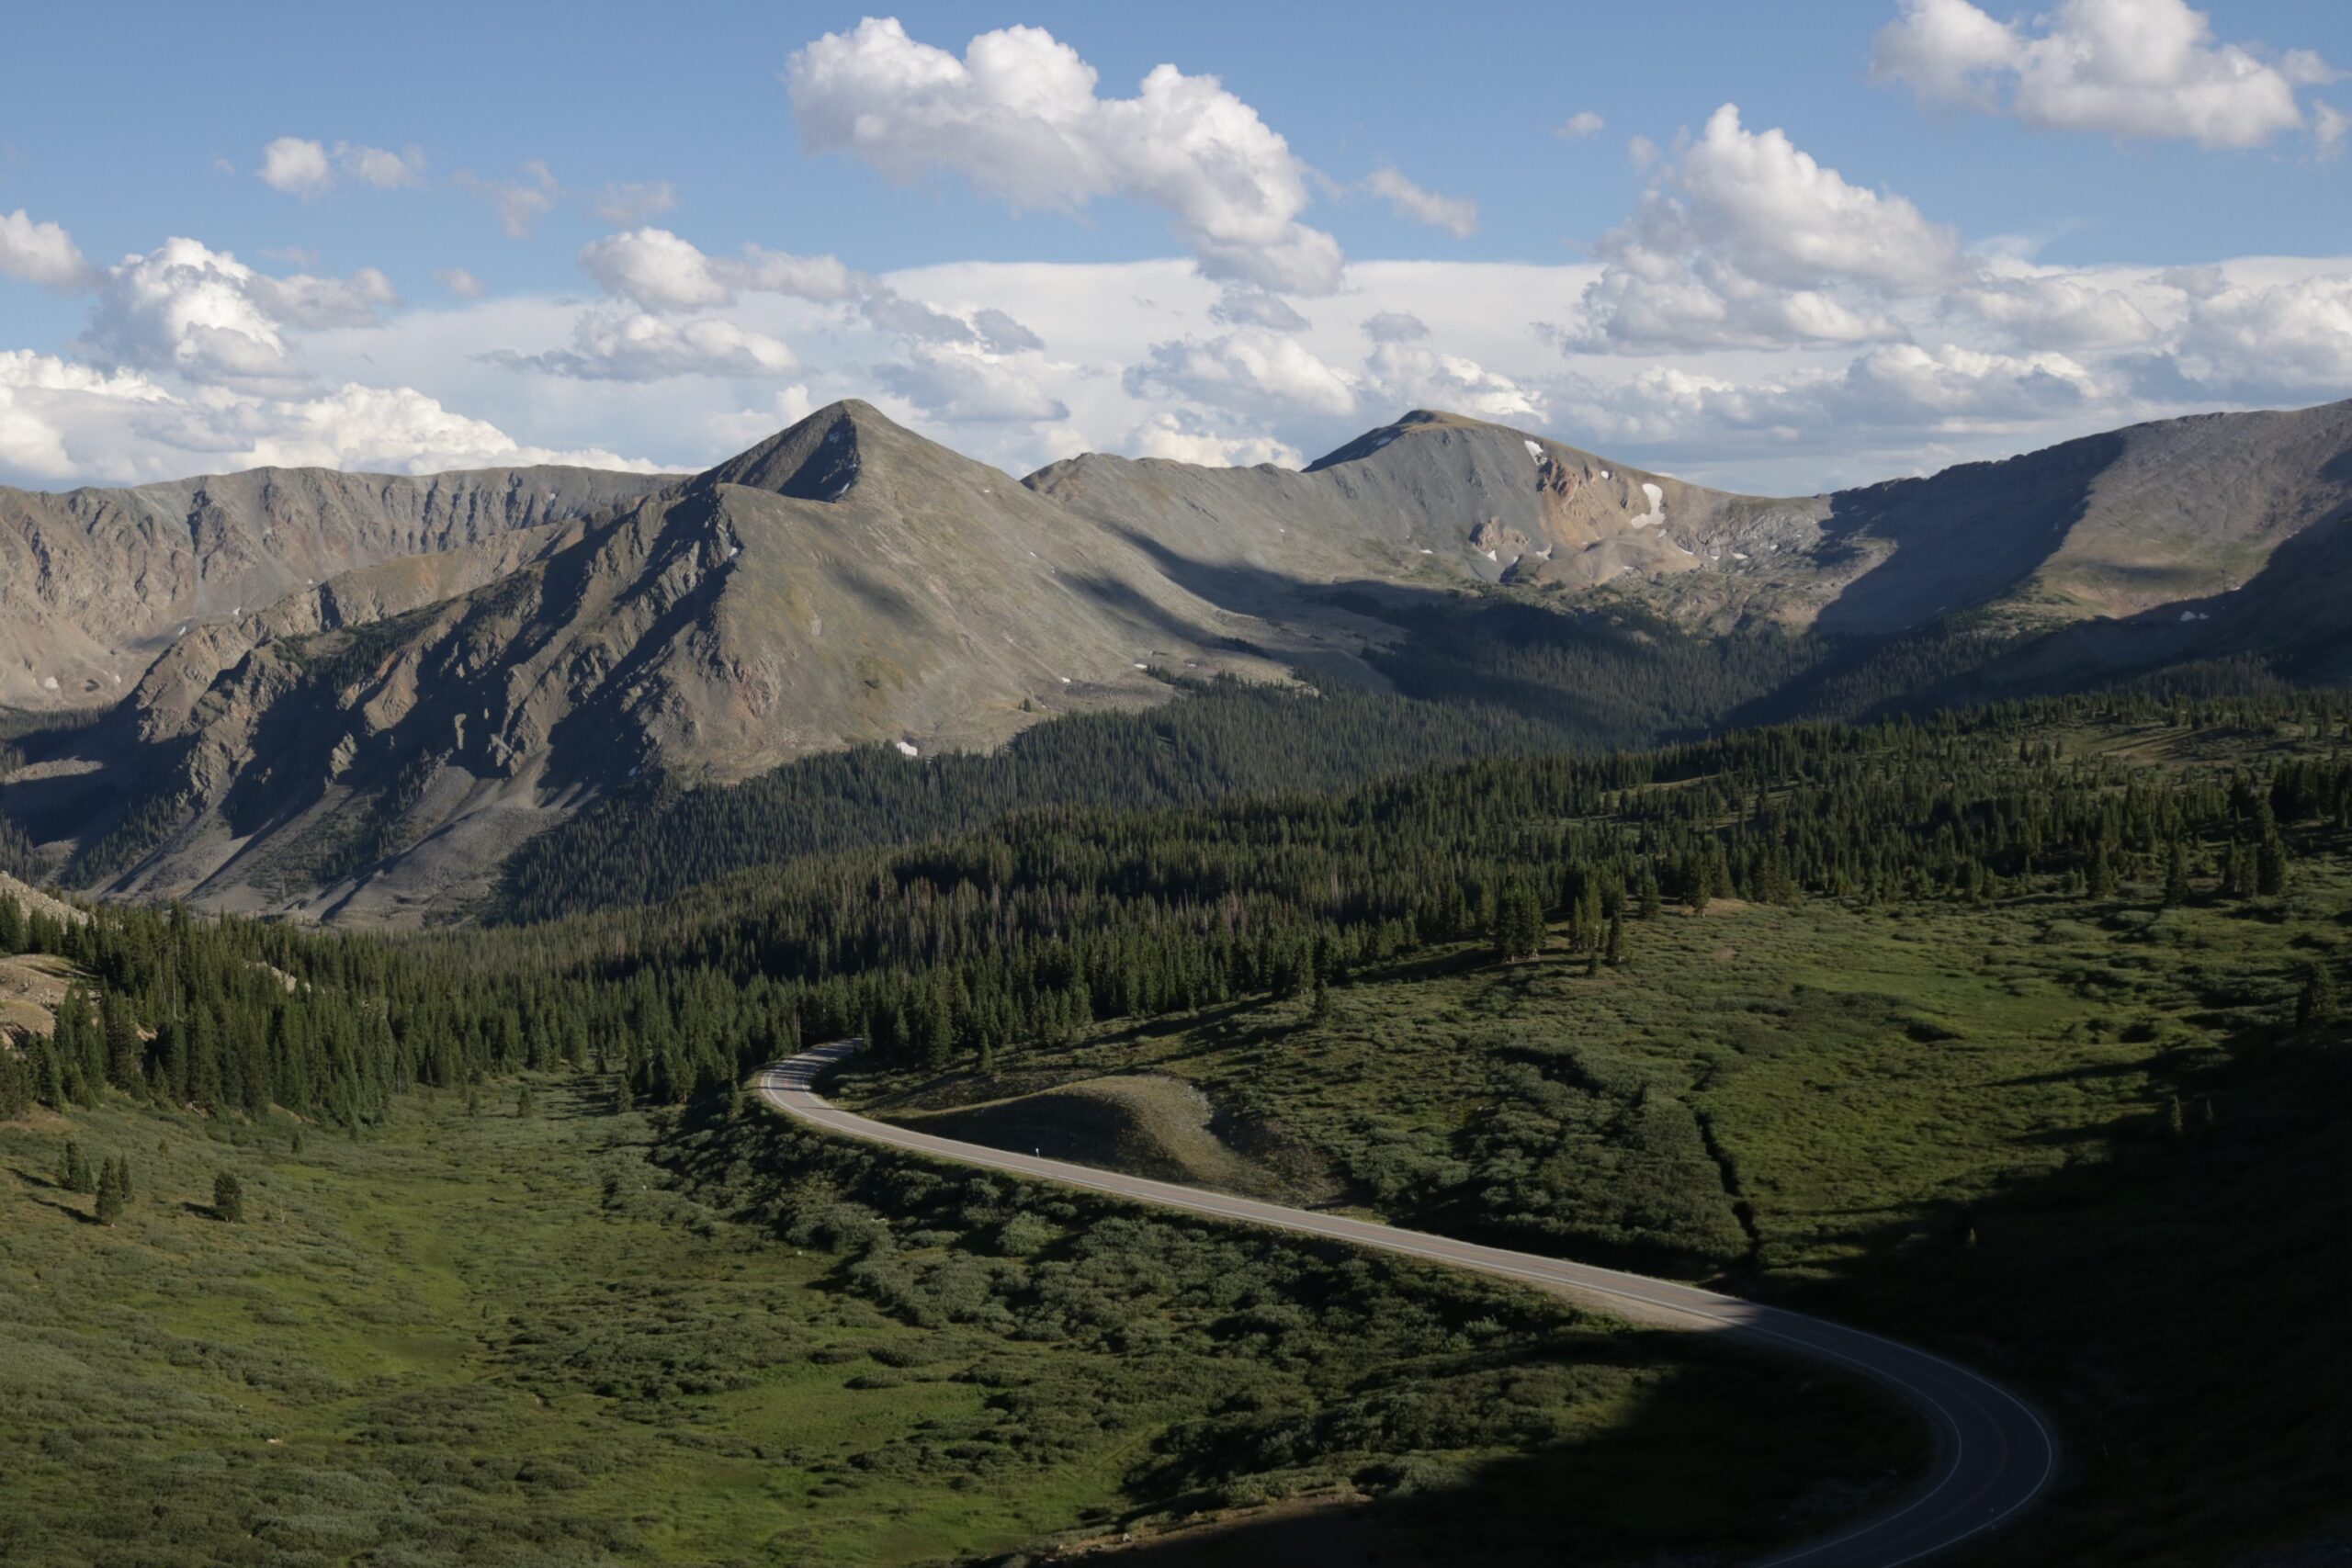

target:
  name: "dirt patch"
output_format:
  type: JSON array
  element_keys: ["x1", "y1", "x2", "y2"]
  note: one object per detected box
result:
[
  {"x1": 1713, "y1": 946, "x2": 1739, "y2": 964},
  {"x1": 0, "y1": 953, "x2": 77, "y2": 1039}
]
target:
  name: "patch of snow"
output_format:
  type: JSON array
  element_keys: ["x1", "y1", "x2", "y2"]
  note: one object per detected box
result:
[
  {"x1": 1483, "y1": 548, "x2": 1499, "y2": 561},
  {"x1": 2180, "y1": 609, "x2": 2211, "y2": 622},
  {"x1": 1060, "y1": 676, "x2": 1072, "y2": 683},
  {"x1": 41, "y1": 676, "x2": 59, "y2": 691},
  {"x1": 1369, "y1": 431, "x2": 1396, "y2": 449},
  {"x1": 1419, "y1": 547, "x2": 1434, "y2": 554},
  {"x1": 1133, "y1": 661, "x2": 1148, "y2": 670},
  {"x1": 1732, "y1": 550, "x2": 1749, "y2": 560},
  {"x1": 1630, "y1": 483, "x2": 1666, "y2": 527},
  {"x1": 1598, "y1": 468, "x2": 1610, "y2": 480},
  {"x1": 895, "y1": 739, "x2": 920, "y2": 758},
  {"x1": 1522, "y1": 438, "x2": 1545, "y2": 462}
]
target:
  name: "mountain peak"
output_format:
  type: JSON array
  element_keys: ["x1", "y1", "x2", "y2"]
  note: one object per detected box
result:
[{"x1": 694, "y1": 399, "x2": 939, "y2": 500}]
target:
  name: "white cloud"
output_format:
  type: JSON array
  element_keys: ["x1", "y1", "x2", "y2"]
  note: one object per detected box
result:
[
  {"x1": 580, "y1": 226, "x2": 855, "y2": 310},
  {"x1": 81, "y1": 238, "x2": 397, "y2": 390},
  {"x1": 2173, "y1": 272, "x2": 2352, "y2": 392},
  {"x1": 435, "y1": 268, "x2": 486, "y2": 299},
  {"x1": 457, "y1": 161, "x2": 560, "y2": 238},
  {"x1": 2318, "y1": 103, "x2": 2350, "y2": 160},
  {"x1": 0, "y1": 209, "x2": 96, "y2": 292},
  {"x1": 786, "y1": 17, "x2": 1342, "y2": 294},
  {"x1": 1125, "y1": 329, "x2": 1360, "y2": 419},
  {"x1": 1362, "y1": 310, "x2": 1429, "y2": 344},
  {"x1": 1209, "y1": 286, "x2": 1308, "y2": 331},
  {"x1": 1557, "y1": 110, "x2": 1606, "y2": 139},
  {"x1": 1363, "y1": 341, "x2": 1544, "y2": 421},
  {"x1": 1947, "y1": 269, "x2": 2163, "y2": 348},
  {"x1": 0, "y1": 347, "x2": 648, "y2": 485},
  {"x1": 876, "y1": 344, "x2": 1069, "y2": 422},
  {"x1": 490, "y1": 309, "x2": 799, "y2": 380},
  {"x1": 1873, "y1": 0, "x2": 2338, "y2": 150},
  {"x1": 1574, "y1": 104, "x2": 1961, "y2": 352},
  {"x1": 1364, "y1": 166, "x2": 1477, "y2": 238},
  {"x1": 256, "y1": 136, "x2": 426, "y2": 197},
  {"x1": 1128, "y1": 409, "x2": 1301, "y2": 468},
  {"x1": 590, "y1": 180, "x2": 678, "y2": 226}
]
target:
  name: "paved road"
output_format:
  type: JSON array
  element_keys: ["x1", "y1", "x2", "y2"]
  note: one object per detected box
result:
[{"x1": 754, "y1": 1043, "x2": 2058, "y2": 1567}]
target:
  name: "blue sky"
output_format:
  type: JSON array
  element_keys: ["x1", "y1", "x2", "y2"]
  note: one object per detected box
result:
[{"x1": 3, "y1": 1, "x2": 2348, "y2": 492}]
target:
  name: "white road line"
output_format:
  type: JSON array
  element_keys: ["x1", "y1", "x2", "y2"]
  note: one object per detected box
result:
[{"x1": 752, "y1": 1045, "x2": 2059, "y2": 1566}]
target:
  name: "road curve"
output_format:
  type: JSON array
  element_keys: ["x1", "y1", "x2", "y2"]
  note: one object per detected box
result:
[{"x1": 754, "y1": 1043, "x2": 2057, "y2": 1568}]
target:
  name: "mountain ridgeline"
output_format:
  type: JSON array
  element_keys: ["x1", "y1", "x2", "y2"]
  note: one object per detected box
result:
[{"x1": 1, "y1": 395, "x2": 2349, "y2": 923}]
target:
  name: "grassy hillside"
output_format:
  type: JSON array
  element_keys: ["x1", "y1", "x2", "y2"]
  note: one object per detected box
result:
[
  {"x1": 836, "y1": 714, "x2": 2352, "y2": 1567},
  {"x1": 0, "y1": 1084, "x2": 1904, "y2": 1566}
]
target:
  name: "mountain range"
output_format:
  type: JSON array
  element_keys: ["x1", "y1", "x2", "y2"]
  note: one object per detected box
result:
[{"x1": 4, "y1": 395, "x2": 2349, "y2": 922}]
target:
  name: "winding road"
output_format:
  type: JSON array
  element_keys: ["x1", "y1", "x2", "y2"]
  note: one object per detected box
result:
[{"x1": 755, "y1": 1042, "x2": 2057, "y2": 1567}]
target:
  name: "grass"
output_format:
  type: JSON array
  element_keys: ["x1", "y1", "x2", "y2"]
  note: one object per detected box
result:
[
  {"x1": 839, "y1": 851, "x2": 2352, "y2": 1566},
  {"x1": 1, "y1": 1073, "x2": 1912, "y2": 1566}
]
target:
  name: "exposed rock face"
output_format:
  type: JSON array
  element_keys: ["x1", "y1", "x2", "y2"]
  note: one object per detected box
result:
[
  {"x1": 6, "y1": 394, "x2": 2350, "y2": 924},
  {"x1": 0, "y1": 465, "x2": 681, "y2": 709},
  {"x1": 21, "y1": 403, "x2": 1377, "y2": 921}
]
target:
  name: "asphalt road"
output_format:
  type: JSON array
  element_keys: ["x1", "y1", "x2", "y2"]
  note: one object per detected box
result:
[{"x1": 754, "y1": 1042, "x2": 2058, "y2": 1567}]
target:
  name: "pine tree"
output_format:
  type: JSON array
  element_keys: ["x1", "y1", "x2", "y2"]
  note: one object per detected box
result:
[
  {"x1": 94, "y1": 1157, "x2": 124, "y2": 1225},
  {"x1": 2086, "y1": 841, "x2": 2114, "y2": 898},
  {"x1": 2256, "y1": 833, "x2": 2290, "y2": 896},
  {"x1": 1637, "y1": 871, "x2": 1662, "y2": 921},
  {"x1": 1605, "y1": 912, "x2": 1625, "y2": 967},
  {"x1": 212, "y1": 1171, "x2": 245, "y2": 1223},
  {"x1": 2297, "y1": 963, "x2": 2339, "y2": 1030},
  {"x1": 56, "y1": 1137, "x2": 89, "y2": 1193},
  {"x1": 2162, "y1": 841, "x2": 2190, "y2": 908},
  {"x1": 515, "y1": 1083, "x2": 536, "y2": 1118},
  {"x1": 114, "y1": 1154, "x2": 132, "y2": 1205},
  {"x1": 0, "y1": 892, "x2": 22, "y2": 953},
  {"x1": 1491, "y1": 878, "x2": 1544, "y2": 962}
]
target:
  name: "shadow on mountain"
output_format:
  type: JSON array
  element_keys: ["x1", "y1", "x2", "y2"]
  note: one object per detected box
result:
[
  {"x1": 1809, "y1": 432, "x2": 2122, "y2": 637},
  {"x1": 1746, "y1": 996, "x2": 2352, "y2": 1567}
]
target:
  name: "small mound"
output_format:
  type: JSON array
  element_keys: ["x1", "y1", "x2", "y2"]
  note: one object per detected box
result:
[{"x1": 899, "y1": 1075, "x2": 1277, "y2": 1195}]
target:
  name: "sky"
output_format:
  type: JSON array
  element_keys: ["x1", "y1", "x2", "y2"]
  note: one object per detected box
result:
[{"x1": 2, "y1": 0, "x2": 2349, "y2": 495}]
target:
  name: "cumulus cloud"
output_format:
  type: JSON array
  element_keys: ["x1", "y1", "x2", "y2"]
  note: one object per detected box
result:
[
  {"x1": 0, "y1": 209, "x2": 96, "y2": 292},
  {"x1": 2172, "y1": 272, "x2": 2352, "y2": 392},
  {"x1": 1872, "y1": 0, "x2": 2338, "y2": 150},
  {"x1": 1127, "y1": 409, "x2": 1302, "y2": 468},
  {"x1": 80, "y1": 238, "x2": 397, "y2": 390},
  {"x1": 1557, "y1": 111, "x2": 1606, "y2": 139},
  {"x1": 877, "y1": 344, "x2": 1069, "y2": 422},
  {"x1": 1209, "y1": 286, "x2": 1309, "y2": 332},
  {"x1": 435, "y1": 268, "x2": 486, "y2": 299},
  {"x1": 1363, "y1": 341, "x2": 1544, "y2": 421},
  {"x1": 487, "y1": 309, "x2": 799, "y2": 380},
  {"x1": 456, "y1": 161, "x2": 561, "y2": 238},
  {"x1": 786, "y1": 17, "x2": 1343, "y2": 294},
  {"x1": 580, "y1": 226, "x2": 855, "y2": 311},
  {"x1": 1947, "y1": 269, "x2": 2164, "y2": 348},
  {"x1": 256, "y1": 136, "x2": 426, "y2": 197},
  {"x1": 1364, "y1": 166, "x2": 1478, "y2": 238},
  {"x1": 1362, "y1": 310, "x2": 1429, "y2": 344},
  {"x1": 0, "y1": 347, "x2": 648, "y2": 484},
  {"x1": 1573, "y1": 104, "x2": 1961, "y2": 351},
  {"x1": 1125, "y1": 330, "x2": 1359, "y2": 420}
]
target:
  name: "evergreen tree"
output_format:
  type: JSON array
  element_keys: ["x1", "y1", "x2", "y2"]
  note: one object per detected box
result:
[
  {"x1": 1605, "y1": 912, "x2": 1625, "y2": 967},
  {"x1": 515, "y1": 1083, "x2": 536, "y2": 1118},
  {"x1": 2086, "y1": 841, "x2": 2115, "y2": 898},
  {"x1": 0, "y1": 892, "x2": 22, "y2": 953},
  {"x1": 2256, "y1": 833, "x2": 2290, "y2": 896},
  {"x1": 2297, "y1": 964, "x2": 2339, "y2": 1030},
  {"x1": 94, "y1": 1157, "x2": 124, "y2": 1225},
  {"x1": 113, "y1": 1154, "x2": 132, "y2": 1205},
  {"x1": 2162, "y1": 841, "x2": 2190, "y2": 908},
  {"x1": 212, "y1": 1171, "x2": 245, "y2": 1223},
  {"x1": 1491, "y1": 878, "x2": 1545, "y2": 962},
  {"x1": 56, "y1": 1138, "x2": 90, "y2": 1193}
]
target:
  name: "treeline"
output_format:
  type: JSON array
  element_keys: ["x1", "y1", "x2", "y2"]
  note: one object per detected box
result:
[
  {"x1": 6, "y1": 684, "x2": 2347, "y2": 1128},
  {"x1": 492, "y1": 674, "x2": 1588, "y2": 922}
]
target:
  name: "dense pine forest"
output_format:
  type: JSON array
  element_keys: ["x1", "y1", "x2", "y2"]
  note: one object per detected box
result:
[{"x1": 7, "y1": 682, "x2": 2346, "y2": 1128}]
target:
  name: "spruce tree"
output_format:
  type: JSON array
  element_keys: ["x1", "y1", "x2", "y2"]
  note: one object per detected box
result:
[
  {"x1": 2162, "y1": 842, "x2": 2190, "y2": 908},
  {"x1": 94, "y1": 1157, "x2": 124, "y2": 1225},
  {"x1": 2297, "y1": 964, "x2": 2339, "y2": 1030},
  {"x1": 1605, "y1": 912, "x2": 1625, "y2": 967},
  {"x1": 212, "y1": 1171, "x2": 244, "y2": 1223}
]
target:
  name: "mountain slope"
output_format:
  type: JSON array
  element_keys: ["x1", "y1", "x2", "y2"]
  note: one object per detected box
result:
[
  {"x1": 21, "y1": 402, "x2": 1397, "y2": 919},
  {"x1": 0, "y1": 463, "x2": 681, "y2": 709}
]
